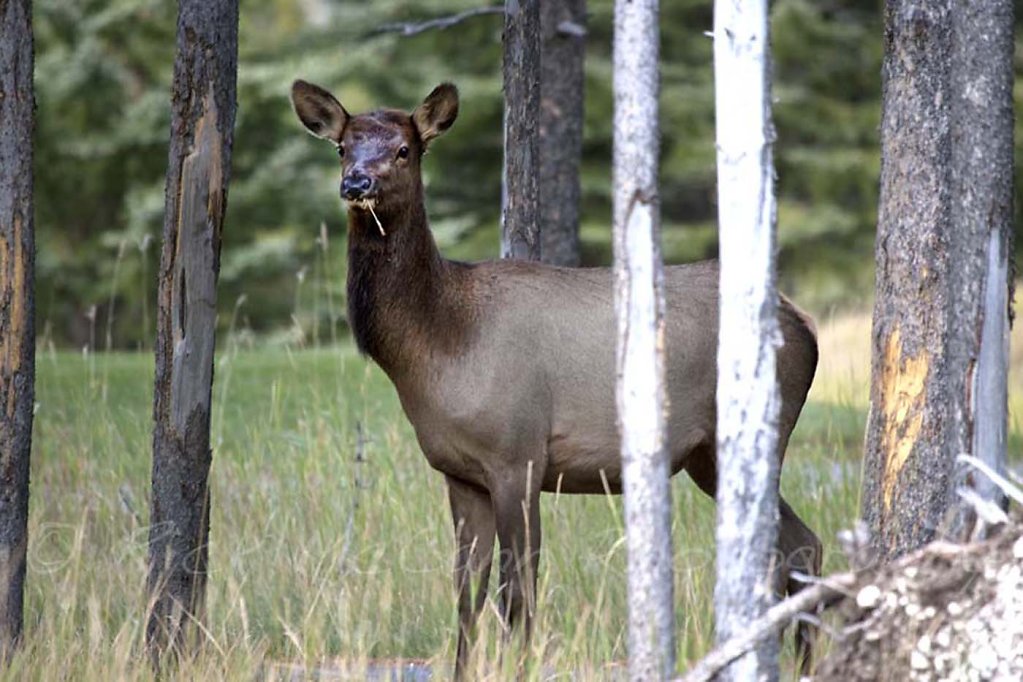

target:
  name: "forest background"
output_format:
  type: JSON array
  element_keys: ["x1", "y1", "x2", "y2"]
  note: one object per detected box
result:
[{"x1": 35, "y1": 0, "x2": 1023, "y2": 349}]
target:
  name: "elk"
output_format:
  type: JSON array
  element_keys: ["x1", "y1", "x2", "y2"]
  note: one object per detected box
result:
[{"x1": 291, "y1": 80, "x2": 822, "y2": 677}]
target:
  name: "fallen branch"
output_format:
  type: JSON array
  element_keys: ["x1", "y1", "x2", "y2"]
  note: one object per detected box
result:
[
  {"x1": 679, "y1": 506, "x2": 1015, "y2": 682},
  {"x1": 373, "y1": 6, "x2": 503, "y2": 37},
  {"x1": 957, "y1": 454, "x2": 1023, "y2": 506},
  {"x1": 675, "y1": 572, "x2": 857, "y2": 682}
]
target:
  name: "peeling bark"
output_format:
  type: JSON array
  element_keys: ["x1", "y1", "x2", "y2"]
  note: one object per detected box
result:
[
  {"x1": 500, "y1": 0, "x2": 541, "y2": 261},
  {"x1": 712, "y1": 0, "x2": 782, "y2": 680},
  {"x1": 862, "y1": 0, "x2": 1015, "y2": 561},
  {"x1": 612, "y1": 1, "x2": 675, "y2": 678},
  {"x1": 146, "y1": 0, "x2": 237, "y2": 662},
  {"x1": 0, "y1": 0, "x2": 35, "y2": 658},
  {"x1": 539, "y1": 0, "x2": 585, "y2": 267}
]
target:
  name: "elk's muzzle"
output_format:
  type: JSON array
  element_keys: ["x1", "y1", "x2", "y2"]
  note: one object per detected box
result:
[{"x1": 341, "y1": 172, "x2": 374, "y2": 201}]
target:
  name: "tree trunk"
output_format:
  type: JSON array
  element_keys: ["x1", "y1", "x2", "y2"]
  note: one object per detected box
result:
[
  {"x1": 0, "y1": 0, "x2": 35, "y2": 659},
  {"x1": 862, "y1": 0, "x2": 1014, "y2": 562},
  {"x1": 612, "y1": 1, "x2": 675, "y2": 679},
  {"x1": 950, "y1": 0, "x2": 1014, "y2": 520},
  {"x1": 711, "y1": 1, "x2": 782, "y2": 680},
  {"x1": 539, "y1": 0, "x2": 585, "y2": 267},
  {"x1": 500, "y1": 0, "x2": 541, "y2": 261},
  {"x1": 146, "y1": 0, "x2": 238, "y2": 662}
]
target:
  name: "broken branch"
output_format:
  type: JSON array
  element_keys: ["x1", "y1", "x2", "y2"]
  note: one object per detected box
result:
[
  {"x1": 373, "y1": 6, "x2": 503, "y2": 37},
  {"x1": 675, "y1": 572, "x2": 857, "y2": 682}
]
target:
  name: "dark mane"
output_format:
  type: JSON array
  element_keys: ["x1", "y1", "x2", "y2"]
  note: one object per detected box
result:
[{"x1": 345, "y1": 202, "x2": 475, "y2": 374}]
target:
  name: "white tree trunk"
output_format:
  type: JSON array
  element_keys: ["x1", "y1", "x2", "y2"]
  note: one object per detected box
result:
[
  {"x1": 612, "y1": 1, "x2": 675, "y2": 679},
  {"x1": 712, "y1": 0, "x2": 782, "y2": 680}
]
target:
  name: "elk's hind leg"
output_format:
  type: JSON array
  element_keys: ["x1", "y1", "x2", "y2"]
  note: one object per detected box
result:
[
  {"x1": 683, "y1": 441, "x2": 821, "y2": 674},
  {"x1": 776, "y1": 386, "x2": 822, "y2": 675},
  {"x1": 778, "y1": 496, "x2": 821, "y2": 673},
  {"x1": 446, "y1": 475, "x2": 496, "y2": 681}
]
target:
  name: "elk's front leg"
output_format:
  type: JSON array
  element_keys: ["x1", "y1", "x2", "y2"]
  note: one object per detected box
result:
[
  {"x1": 491, "y1": 461, "x2": 544, "y2": 642},
  {"x1": 446, "y1": 475, "x2": 496, "y2": 680}
]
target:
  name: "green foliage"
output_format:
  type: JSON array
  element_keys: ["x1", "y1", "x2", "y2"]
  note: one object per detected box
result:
[
  {"x1": 34, "y1": 0, "x2": 175, "y2": 347},
  {"x1": 33, "y1": 0, "x2": 1023, "y2": 345},
  {"x1": 771, "y1": 0, "x2": 884, "y2": 308}
]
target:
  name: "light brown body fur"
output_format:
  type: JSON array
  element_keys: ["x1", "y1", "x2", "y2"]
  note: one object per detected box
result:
[{"x1": 291, "y1": 80, "x2": 822, "y2": 678}]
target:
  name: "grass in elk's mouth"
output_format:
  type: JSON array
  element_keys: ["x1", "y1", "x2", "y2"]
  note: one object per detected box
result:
[
  {"x1": 348, "y1": 198, "x2": 386, "y2": 236},
  {"x1": 14, "y1": 311, "x2": 1023, "y2": 680}
]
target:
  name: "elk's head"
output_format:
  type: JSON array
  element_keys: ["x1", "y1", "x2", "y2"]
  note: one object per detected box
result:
[{"x1": 290, "y1": 80, "x2": 458, "y2": 220}]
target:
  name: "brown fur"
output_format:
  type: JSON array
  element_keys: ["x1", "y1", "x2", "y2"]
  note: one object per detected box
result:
[{"x1": 291, "y1": 80, "x2": 823, "y2": 677}]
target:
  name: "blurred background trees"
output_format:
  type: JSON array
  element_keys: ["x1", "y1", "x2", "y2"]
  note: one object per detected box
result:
[{"x1": 32, "y1": 0, "x2": 1023, "y2": 348}]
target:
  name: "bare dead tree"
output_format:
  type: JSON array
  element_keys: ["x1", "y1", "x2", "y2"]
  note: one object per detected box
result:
[
  {"x1": 146, "y1": 0, "x2": 238, "y2": 663},
  {"x1": 0, "y1": 0, "x2": 35, "y2": 659},
  {"x1": 712, "y1": 0, "x2": 783, "y2": 679},
  {"x1": 613, "y1": 0, "x2": 675, "y2": 678}
]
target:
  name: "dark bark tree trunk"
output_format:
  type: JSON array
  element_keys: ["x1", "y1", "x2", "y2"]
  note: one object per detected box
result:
[
  {"x1": 862, "y1": 0, "x2": 1014, "y2": 562},
  {"x1": 948, "y1": 0, "x2": 1014, "y2": 521},
  {"x1": 146, "y1": 0, "x2": 238, "y2": 662},
  {"x1": 0, "y1": 0, "x2": 35, "y2": 659},
  {"x1": 500, "y1": 0, "x2": 541, "y2": 261},
  {"x1": 539, "y1": 0, "x2": 585, "y2": 267}
]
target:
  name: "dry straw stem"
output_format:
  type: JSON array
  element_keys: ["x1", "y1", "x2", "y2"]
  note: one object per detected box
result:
[
  {"x1": 366, "y1": 204, "x2": 386, "y2": 237},
  {"x1": 349, "y1": 200, "x2": 386, "y2": 236}
]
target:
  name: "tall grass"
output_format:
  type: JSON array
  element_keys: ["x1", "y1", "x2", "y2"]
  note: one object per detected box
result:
[{"x1": 10, "y1": 313, "x2": 1020, "y2": 680}]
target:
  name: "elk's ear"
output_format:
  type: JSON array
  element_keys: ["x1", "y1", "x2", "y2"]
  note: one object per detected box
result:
[
  {"x1": 291, "y1": 80, "x2": 349, "y2": 142},
  {"x1": 412, "y1": 83, "x2": 459, "y2": 146}
]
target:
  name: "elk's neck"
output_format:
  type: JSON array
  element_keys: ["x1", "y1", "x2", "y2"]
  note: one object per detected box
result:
[{"x1": 346, "y1": 196, "x2": 470, "y2": 378}]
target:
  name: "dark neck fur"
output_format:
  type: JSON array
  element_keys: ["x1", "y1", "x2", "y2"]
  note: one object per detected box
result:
[{"x1": 346, "y1": 189, "x2": 469, "y2": 376}]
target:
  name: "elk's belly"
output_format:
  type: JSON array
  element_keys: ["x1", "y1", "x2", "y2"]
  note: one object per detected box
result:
[
  {"x1": 543, "y1": 411, "x2": 625, "y2": 494},
  {"x1": 542, "y1": 453, "x2": 624, "y2": 494},
  {"x1": 542, "y1": 398, "x2": 714, "y2": 495}
]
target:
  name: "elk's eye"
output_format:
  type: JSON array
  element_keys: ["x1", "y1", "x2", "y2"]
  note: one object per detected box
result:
[
  {"x1": 397, "y1": 146, "x2": 409, "y2": 160},
  {"x1": 336, "y1": 145, "x2": 345, "y2": 158}
]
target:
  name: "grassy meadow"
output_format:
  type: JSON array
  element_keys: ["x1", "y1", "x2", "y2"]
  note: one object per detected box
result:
[{"x1": 7, "y1": 312, "x2": 1023, "y2": 680}]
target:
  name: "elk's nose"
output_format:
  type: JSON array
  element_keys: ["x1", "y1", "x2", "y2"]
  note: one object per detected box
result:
[{"x1": 341, "y1": 173, "x2": 373, "y2": 200}]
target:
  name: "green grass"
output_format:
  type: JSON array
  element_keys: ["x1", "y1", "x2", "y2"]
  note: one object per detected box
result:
[{"x1": 9, "y1": 314, "x2": 1013, "y2": 680}]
